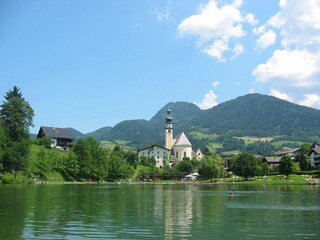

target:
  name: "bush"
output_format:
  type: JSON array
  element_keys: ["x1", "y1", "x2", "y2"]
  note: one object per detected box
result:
[{"x1": 1, "y1": 173, "x2": 15, "y2": 183}]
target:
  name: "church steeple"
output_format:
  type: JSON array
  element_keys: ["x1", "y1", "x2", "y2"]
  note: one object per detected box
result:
[{"x1": 165, "y1": 109, "x2": 173, "y2": 150}]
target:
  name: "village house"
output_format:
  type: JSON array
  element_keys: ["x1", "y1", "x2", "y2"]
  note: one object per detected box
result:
[
  {"x1": 37, "y1": 126, "x2": 73, "y2": 151},
  {"x1": 262, "y1": 156, "x2": 282, "y2": 171},
  {"x1": 137, "y1": 145, "x2": 170, "y2": 168},
  {"x1": 276, "y1": 148, "x2": 301, "y2": 158},
  {"x1": 309, "y1": 142, "x2": 320, "y2": 168}
]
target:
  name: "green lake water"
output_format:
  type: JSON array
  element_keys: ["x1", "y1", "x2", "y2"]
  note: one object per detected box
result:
[{"x1": 0, "y1": 184, "x2": 319, "y2": 239}]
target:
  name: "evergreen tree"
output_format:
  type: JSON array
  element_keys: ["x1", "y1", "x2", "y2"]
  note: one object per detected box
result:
[
  {"x1": 0, "y1": 123, "x2": 7, "y2": 171},
  {"x1": 0, "y1": 86, "x2": 34, "y2": 141},
  {"x1": 0, "y1": 86, "x2": 34, "y2": 175}
]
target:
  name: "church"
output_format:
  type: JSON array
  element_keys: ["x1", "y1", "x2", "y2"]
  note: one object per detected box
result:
[{"x1": 138, "y1": 110, "x2": 203, "y2": 168}]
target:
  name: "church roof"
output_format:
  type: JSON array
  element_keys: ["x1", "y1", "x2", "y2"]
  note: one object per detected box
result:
[{"x1": 173, "y1": 132, "x2": 192, "y2": 147}]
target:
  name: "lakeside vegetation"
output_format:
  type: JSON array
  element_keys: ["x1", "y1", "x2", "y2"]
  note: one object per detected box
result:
[{"x1": 0, "y1": 86, "x2": 319, "y2": 185}]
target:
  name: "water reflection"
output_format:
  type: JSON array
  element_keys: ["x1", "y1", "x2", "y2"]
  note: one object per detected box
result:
[{"x1": 0, "y1": 184, "x2": 319, "y2": 239}]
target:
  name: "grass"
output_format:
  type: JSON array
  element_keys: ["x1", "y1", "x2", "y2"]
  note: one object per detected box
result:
[{"x1": 100, "y1": 141, "x2": 133, "y2": 151}]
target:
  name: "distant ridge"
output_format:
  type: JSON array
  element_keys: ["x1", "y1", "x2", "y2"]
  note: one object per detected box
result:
[{"x1": 69, "y1": 94, "x2": 320, "y2": 149}]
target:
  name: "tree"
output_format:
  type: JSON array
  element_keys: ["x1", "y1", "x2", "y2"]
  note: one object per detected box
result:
[
  {"x1": 256, "y1": 161, "x2": 269, "y2": 176},
  {"x1": 279, "y1": 155, "x2": 294, "y2": 176},
  {"x1": 198, "y1": 154, "x2": 224, "y2": 181},
  {"x1": 34, "y1": 136, "x2": 52, "y2": 149},
  {"x1": 139, "y1": 156, "x2": 156, "y2": 168},
  {"x1": 71, "y1": 137, "x2": 108, "y2": 180},
  {"x1": 0, "y1": 86, "x2": 34, "y2": 141},
  {"x1": 0, "y1": 123, "x2": 7, "y2": 171},
  {"x1": 34, "y1": 149, "x2": 54, "y2": 178},
  {"x1": 124, "y1": 151, "x2": 139, "y2": 168},
  {"x1": 231, "y1": 153, "x2": 258, "y2": 180},
  {"x1": 295, "y1": 152, "x2": 307, "y2": 171},
  {"x1": 175, "y1": 158, "x2": 193, "y2": 173},
  {"x1": 108, "y1": 145, "x2": 133, "y2": 181},
  {"x1": 0, "y1": 86, "x2": 34, "y2": 176},
  {"x1": 72, "y1": 138, "x2": 93, "y2": 179},
  {"x1": 300, "y1": 143, "x2": 311, "y2": 155}
]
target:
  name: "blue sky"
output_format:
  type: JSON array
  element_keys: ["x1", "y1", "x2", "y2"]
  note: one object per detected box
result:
[{"x1": 1, "y1": 0, "x2": 320, "y2": 134}]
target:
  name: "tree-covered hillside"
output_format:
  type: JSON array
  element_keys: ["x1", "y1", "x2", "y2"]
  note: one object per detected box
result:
[
  {"x1": 193, "y1": 94, "x2": 320, "y2": 136},
  {"x1": 84, "y1": 94, "x2": 320, "y2": 150}
]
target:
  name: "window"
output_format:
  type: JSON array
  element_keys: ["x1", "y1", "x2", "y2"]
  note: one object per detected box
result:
[
  {"x1": 176, "y1": 151, "x2": 178, "y2": 158},
  {"x1": 184, "y1": 152, "x2": 187, "y2": 158}
]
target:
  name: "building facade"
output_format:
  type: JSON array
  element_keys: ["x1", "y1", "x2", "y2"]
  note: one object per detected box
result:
[{"x1": 137, "y1": 145, "x2": 170, "y2": 168}]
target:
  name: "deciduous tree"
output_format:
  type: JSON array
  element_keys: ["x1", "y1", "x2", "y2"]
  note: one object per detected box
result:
[
  {"x1": 279, "y1": 155, "x2": 294, "y2": 176},
  {"x1": 231, "y1": 153, "x2": 258, "y2": 180},
  {"x1": 198, "y1": 154, "x2": 224, "y2": 181},
  {"x1": 176, "y1": 157, "x2": 193, "y2": 174}
]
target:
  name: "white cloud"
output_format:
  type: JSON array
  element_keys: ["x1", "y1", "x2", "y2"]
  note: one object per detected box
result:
[
  {"x1": 196, "y1": 81, "x2": 220, "y2": 109},
  {"x1": 196, "y1": 90, "x2": 218, "y2": 110},
  {"x1": 203, "y1": 40, "x2": 229, "y2": 62},
  {"x1": 212, "y1": 81, "x2": 219, "y2": 89},
  {"x1": 253, "y1": 49, "x2": 320, "y2": 87},
  {"x1": 178, "y1": 0, "x2": 254, "y2": 61},
  {"x1": 155, "y1": 3, "x2": 171, "y2": 22},
  {"x1": 256, "y1": 30, "x2": 276, "y2": 49},
  {"x1": 299, "y1": 94, "x2": 320, "y2": 109},
  {"x1": 269, "y1": 89, "x2": 292, "y2": 102},
  {"x1": 245, "y1": 13, "x2": 258, "y2": 26},
  {"x1": 232, "y1": 43, "x2": 244, "y2": 59},
  {"x1": 253, "y1": 0, "x2": 320, "y2": 91}
]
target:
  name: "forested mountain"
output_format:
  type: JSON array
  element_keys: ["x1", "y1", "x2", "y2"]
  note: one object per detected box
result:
[
  {"x1": 192, "y1": 94, "x2": 320, "y2": 136},
  {"x1": 76, "y1": 94, "x2": 320, "y2": 149},
  {"x1": 85, "y1": 127, "x2": 112, "y2": 140},
  {"x1": 68, "y1": 128, "x2": 85, "y2": 139}
]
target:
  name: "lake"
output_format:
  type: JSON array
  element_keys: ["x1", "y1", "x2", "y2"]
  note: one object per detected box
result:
[{"x1": 0, "y1": 183, "x2": 319, "y2": 239}]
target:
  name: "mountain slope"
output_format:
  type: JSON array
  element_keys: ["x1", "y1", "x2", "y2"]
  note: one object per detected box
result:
[
  {"x1": 68, "y1": 128, "x2": 85, "y2": 139},
  {"x1": 194, "y1": 94, "x2": 320, "y2": 136},
  {"x1": 86, "y1": 127, "x2": 112, "y2": 140},
  {"x1": 75, "y1": 94, "x2": 320, "y2": 148}
]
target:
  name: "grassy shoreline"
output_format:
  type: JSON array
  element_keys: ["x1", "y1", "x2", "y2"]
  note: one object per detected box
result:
[{"x1": 1, "y1": 172, "x2": 319, "y2": 186}]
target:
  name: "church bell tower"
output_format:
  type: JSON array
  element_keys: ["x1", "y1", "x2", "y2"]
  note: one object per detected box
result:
[{"x1": 165, "y1": 109, "x2": 173, "y2": 150}]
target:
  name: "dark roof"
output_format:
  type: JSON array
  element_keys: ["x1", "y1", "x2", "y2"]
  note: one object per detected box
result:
[
  {"x1": 37, "y1": 126, "x2": 73, "y2": 140},
  {"x1": 138, "y1": 144, "x2": 170, "y2": 152},
  {"x1": 310, "y1": 146, "x2": 320, "y2": 155},
  {"x1": 263, "y1": 156, "x2": 282, "y2": 164}
]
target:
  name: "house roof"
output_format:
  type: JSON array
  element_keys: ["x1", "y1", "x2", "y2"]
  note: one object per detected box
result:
[
  {"x1": 173, "y1": 132, "x2": 192, "y2": 147},
  {"x1": 138, "y1": 144, "x2": 170, "y2": 152},
  {"x1": 263, "y1": 156, "x2": 282, "y2": 163},
  {"x1": 37, "y1": 126, "x2": 73, "y2": 140},
  {"x1": 310, "y1": 145, "x2": 320, "y2": 155}
]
